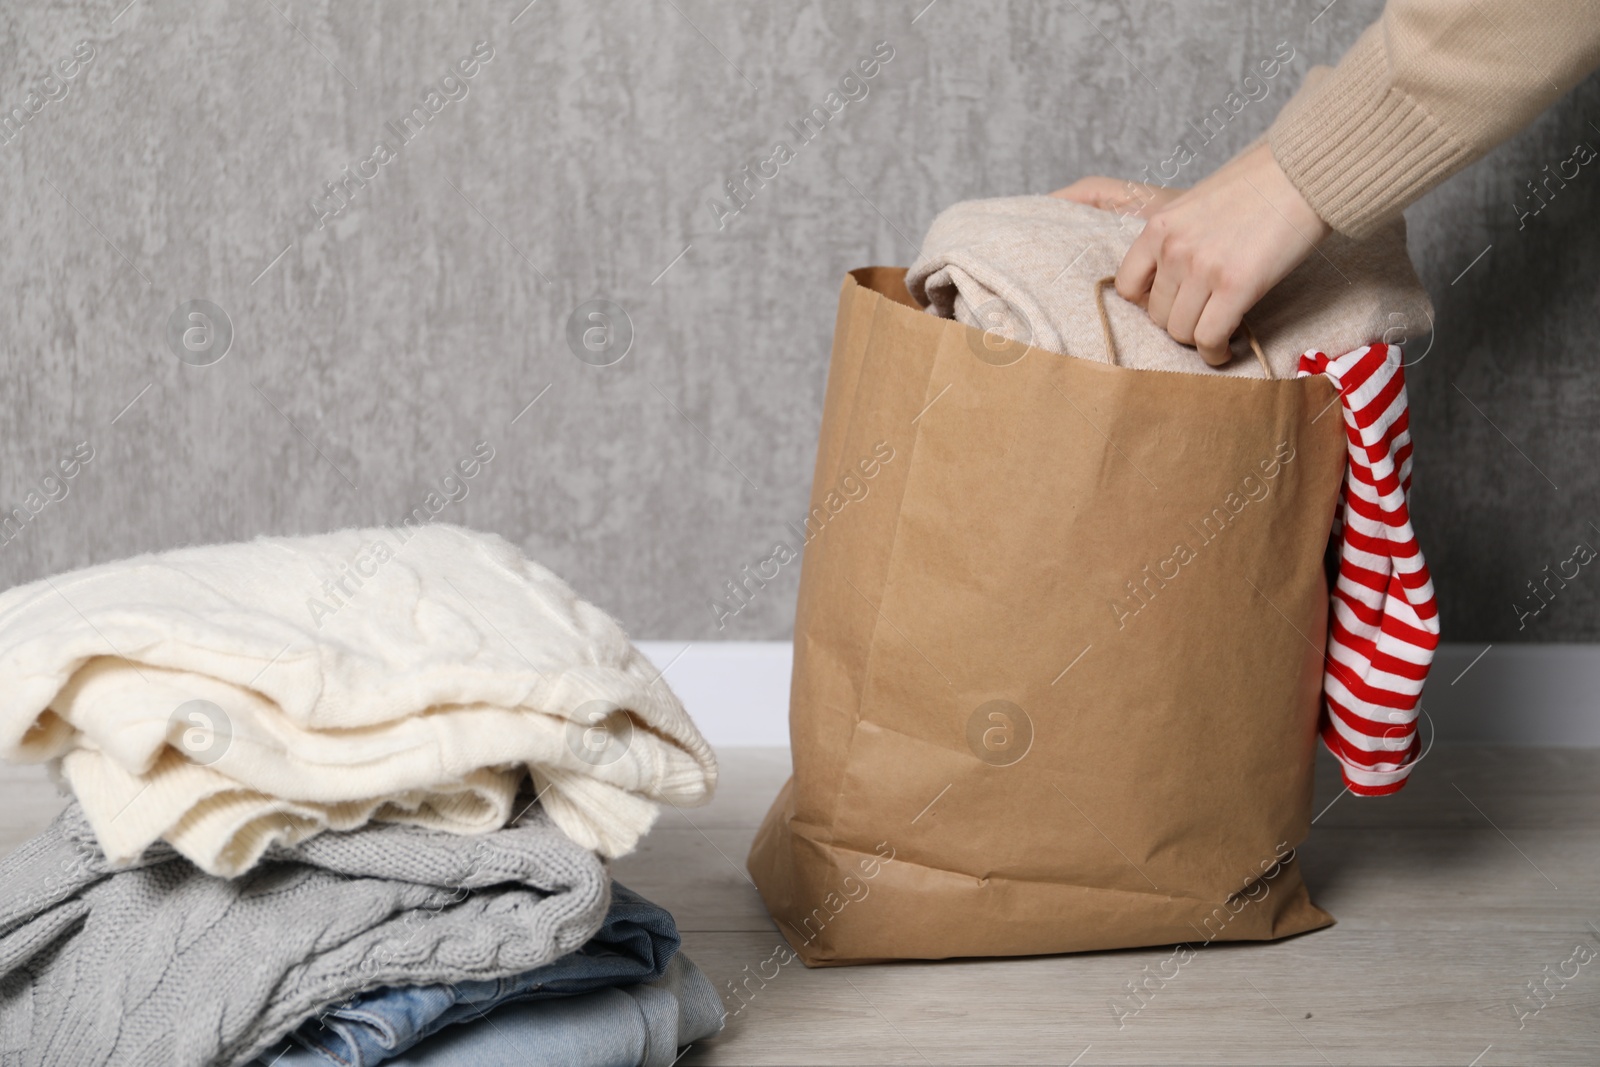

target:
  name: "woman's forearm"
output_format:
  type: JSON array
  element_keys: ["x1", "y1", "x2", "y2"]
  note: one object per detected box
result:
[{"x1": 1268, "y1": 0, "x2": 1600, "y2": 238}]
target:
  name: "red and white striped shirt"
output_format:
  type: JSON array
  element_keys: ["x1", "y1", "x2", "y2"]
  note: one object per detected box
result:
[{"x1": 1298, "y1": 344, "x2": 1440, "y2": 796}]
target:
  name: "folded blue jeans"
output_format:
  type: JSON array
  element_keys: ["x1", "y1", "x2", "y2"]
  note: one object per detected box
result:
[
  {"x1": 383, "y1": 951, "x2": 724, "y2": 1067},
  {"x1": 262, "y1": 881, "x2": 696, "y2": 1066}
]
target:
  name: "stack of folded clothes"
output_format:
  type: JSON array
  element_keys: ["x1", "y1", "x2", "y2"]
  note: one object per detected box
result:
[{"x1": 0, "y1": 525, "x2": 724, "y2": 1066}]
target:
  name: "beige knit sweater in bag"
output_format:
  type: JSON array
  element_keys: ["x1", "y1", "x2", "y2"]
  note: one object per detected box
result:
[{"x1": 906, "y1": 196, "x2": 1434, "y2": 376}]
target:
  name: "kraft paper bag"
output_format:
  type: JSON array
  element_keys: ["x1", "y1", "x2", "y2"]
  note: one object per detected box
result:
[{"x1": 747, "y1": 267, "x2": 1348, "y2": 966}]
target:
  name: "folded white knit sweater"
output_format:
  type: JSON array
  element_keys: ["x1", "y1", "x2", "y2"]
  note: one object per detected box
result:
[{"x1": 0, "y1": 524, "x2": 717, "y2": 875}]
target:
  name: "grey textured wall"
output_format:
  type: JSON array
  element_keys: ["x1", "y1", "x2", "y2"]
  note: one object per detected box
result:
[{"x1": 1, "y1": 0, "x2": 1596, "y2": 642}]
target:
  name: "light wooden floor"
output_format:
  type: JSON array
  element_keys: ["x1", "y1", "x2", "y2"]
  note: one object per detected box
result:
[{"x1": 4, "y1": 747, "x2": 1597, "y2": 1065}]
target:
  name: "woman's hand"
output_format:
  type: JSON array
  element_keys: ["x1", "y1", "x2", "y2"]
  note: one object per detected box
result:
[{"x1": 1053, "y1": 142, "x2": 1331, "y2": 366}]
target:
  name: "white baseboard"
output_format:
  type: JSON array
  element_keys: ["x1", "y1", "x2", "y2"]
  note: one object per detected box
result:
[
  {"x1": 1426, "y1": 643, "x2": 1600, "y2": 746},
  {"x1": 637, "y1": 642, "x2": 794, "y2": 746},
  {"x1": 637, "y1": 641, "x2": 1600, "y2": 749}
]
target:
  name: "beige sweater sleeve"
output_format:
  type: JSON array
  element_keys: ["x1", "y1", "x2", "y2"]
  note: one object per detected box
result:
[{"x1": 1267, "y1": 0, "x2": 1600, "y2": 238}]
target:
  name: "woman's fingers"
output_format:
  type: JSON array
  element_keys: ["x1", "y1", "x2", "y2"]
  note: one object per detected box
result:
[
  {"x1": 1114, "y1": 225, "x2": 1160, "y2": 307},
  {"x1": 1152, "y1": 260, "x2": 1254, "y2": 366},
  {"x1": 1145, "y1": 262, "x2": 1182, "y2": 332},
  {"x1": 1193, "y1": 288, "x2": 1254, "y2": 366},
  {"x1": 1164, "y1": 275, "x2": 1211, "y2": 349}
]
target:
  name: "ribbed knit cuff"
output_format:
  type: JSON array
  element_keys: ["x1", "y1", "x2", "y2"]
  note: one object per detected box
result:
[{"x1": 1267, "y1": 38, "x2": 1467, "y2": 240}]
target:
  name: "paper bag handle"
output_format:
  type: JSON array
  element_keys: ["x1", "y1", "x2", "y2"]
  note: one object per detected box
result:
[{"x1": 1093, "y1": 276, "x2": 1274, "y2": 380}]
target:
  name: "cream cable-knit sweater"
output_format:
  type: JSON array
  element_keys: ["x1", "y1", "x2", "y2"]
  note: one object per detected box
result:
[
  {"x1": 0, "y1": 524, "x2": 717, "y2": 875},
  {"x1": 1269, "y1": 0, "x2": 1600, "y2": 238}
]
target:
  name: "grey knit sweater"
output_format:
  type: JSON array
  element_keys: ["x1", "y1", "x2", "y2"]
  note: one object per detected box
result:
[{"x1": 0, "y1": 800, "x2": 609, "y2": 1067}]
